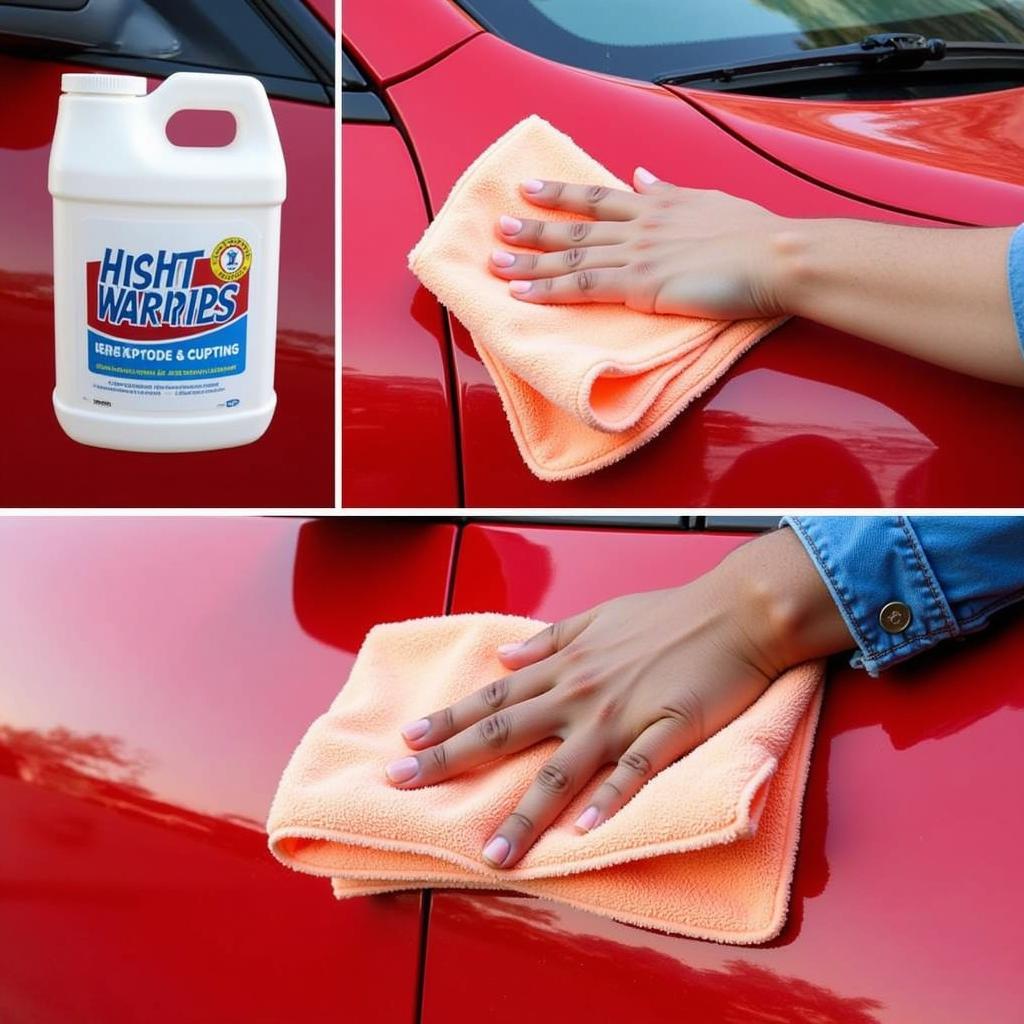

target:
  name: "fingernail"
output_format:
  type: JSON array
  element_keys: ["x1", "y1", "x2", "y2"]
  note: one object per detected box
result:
[
  {"x1": 635, "y1": 166, "x2": 658, "y2": 185},
  {"x1": 499, "y1": 215, "x2": 523, "y2": 235},
  {"x1": 491, "y1": 249, "x2": 515, "y2": 268},
  {"x1": 574, "y1": 806, "x2": 601, "y2": 831},
  {"x1": 497, "y1": 642, "x2": 521, "y2": 656},
  {"x1": 509, "y1": 280, "x2": 532, "y2": 294},
  {"x1": 521, "y1": 178, "x2": 545, "y2": 193},
  {"x1": 400, "y1": 718, "x2": 430, "y2": 741},
  {"x1": 483, "y1": 835, "x2": 511, "y2": 866},
  {"x1": 385, "y1": 756, "x2": 419, "y2": 783}
]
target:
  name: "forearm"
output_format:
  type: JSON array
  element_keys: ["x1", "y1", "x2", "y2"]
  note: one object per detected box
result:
[{"x1": 773, "y1": 220, "x2": 1023, "y2": 386}]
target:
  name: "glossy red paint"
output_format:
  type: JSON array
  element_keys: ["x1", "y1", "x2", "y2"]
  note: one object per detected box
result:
[
  {"x1": 341, "y1": 123, "x2": 458, "y2": 506},
  {"x1": 0, "y1": 517, "x2": 457, "y2": 1023},
  {"x1": 0, "y1": 53, "x2": 333, "y2": 507},
  {"x1": 380, "y1": 31, "x2": 1024, "y2": 507},
  {"x1": 339, "y1": 3, "x2": 1024, "y2": 507},
  {"x1": 342, "y1": 0, "x2": 480, "y2": 85},
  {"x1": 431, "y1": 523, "x2": 1024, "y2": 1024},
  {"x1": 676, "y1": 86, "x2": 1024, "y2": 224},
  {"x1": 6, "y1": 519, "x2": 1022, "y2": 1021}
]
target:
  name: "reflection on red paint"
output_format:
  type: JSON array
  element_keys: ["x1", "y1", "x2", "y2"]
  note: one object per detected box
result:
[
  {"x1": 677, "y1": 86, "x2": 1024, "y2": 209},
  {"x1": 0, "y1": 517, "x2": 457, "y2": 1023},
  {"x1": 428, "y1": 894, "x2": 885, "y2": 1024}
]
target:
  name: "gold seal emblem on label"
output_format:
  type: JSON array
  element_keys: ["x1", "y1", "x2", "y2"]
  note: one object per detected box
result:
[{"x1": 211, "y1": 237, "x2": 252, "y2": 282}]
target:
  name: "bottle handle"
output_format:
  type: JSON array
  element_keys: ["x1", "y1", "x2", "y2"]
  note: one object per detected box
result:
[{"x1": 145, "y1": 72, "x2": 281, "y2": 159}]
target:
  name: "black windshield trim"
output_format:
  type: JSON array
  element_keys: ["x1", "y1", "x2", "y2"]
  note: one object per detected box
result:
[
  {"x1": 656, "y1": 39, "x2": 1024, "y2": 86},
  {"x1": 454, "y1": 0, "x2": 1024, "y2": 95}
]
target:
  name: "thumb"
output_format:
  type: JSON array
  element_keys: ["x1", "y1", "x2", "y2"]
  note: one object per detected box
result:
[
  {"x1": 497, "y1": 610, "x2": 594, "y2": 670},
  {"x1": 633, "y1": 166, "x2": 670, "y2": 195}
]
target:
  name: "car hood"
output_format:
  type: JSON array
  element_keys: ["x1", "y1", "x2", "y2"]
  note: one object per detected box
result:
[{"x1": 670, "y1": 85, "x2": 1024, "y2": 226}]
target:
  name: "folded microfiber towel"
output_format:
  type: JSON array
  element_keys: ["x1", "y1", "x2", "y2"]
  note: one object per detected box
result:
[
  {"x1": 267, "y1": 614, "x2": 825, "y2": 944},
  {"x1": 406, "y1": 115, "x2": 788, "y2": 480}
]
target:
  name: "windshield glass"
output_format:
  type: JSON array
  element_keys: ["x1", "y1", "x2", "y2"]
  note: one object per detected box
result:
[{"x1": 455, "y1": 0, "x2": 1024, "y2": 82}]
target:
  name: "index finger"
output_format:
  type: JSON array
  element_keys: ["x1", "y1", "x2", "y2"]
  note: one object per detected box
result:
[
  {"x1": 399, "y1": 662, "x2": 553, "y2": 748},
  {"x1": 519, "y1": 179, "x2": 641, "y2": 221}
]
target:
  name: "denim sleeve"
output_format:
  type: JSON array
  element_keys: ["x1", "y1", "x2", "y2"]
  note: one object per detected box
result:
[
  {"x1": 782, "y1": 516, "x2": 1024, "y2": 675},
  {"x1": 1008, "y1": 222, "x2": 1024, "y2": 357}
]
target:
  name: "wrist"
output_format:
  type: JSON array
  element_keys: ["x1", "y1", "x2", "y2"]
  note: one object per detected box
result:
[
  {"x1": 768, "y1": 219, "x2": 833, "y2": 317},
  {"x1": 719, "y1": 527, "x2": 855, "y2": 672}
]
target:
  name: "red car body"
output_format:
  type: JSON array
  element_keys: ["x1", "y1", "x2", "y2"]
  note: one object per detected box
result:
[
  {"x1": 2, "y1": 517, "x2": 1022, "y2": 1022},
  {"x1": 0, "y1": 0, "x2": 334, "y2": 507},
  {"x1": 342, "y1": 0, "x2": 1024, "y2": 507}
]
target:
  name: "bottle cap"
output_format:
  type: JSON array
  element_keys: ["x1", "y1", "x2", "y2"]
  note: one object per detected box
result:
[{"x1": 61, "y1": 74, "x2": 147, "y2": 97}]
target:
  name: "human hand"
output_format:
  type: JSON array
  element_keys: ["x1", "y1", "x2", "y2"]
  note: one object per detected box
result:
[
  {"x1": 487, "y1": 168, "x2": 793, "y2": 320},
  {"x1": 384, "y1": 527, "x2": 853, "y2": 869}
]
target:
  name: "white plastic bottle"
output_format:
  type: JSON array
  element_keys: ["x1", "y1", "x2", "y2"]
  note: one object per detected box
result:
[{"x1": 48, "y1": 72, "x2": 286, "y2": 452}]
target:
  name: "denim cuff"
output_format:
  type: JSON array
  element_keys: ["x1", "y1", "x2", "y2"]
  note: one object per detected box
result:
[
  {"x1": 782, "y1": 516, "x2": 960, "y2": 676},
  {"x1": 1008, "y1": 221, "x2": 1024, "y2": 358}
]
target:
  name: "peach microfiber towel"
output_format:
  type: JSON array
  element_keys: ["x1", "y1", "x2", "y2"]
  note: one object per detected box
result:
[
  {"x1": 267, "y1": 614, "x2": 825, "y2": 945},
  {"x1": 406, "y1": 115, "x2": 788, "y2": 480}
]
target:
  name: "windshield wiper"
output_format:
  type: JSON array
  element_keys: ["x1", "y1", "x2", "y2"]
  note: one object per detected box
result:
[{"x1": 653, "y1": 33, "x2": 1024, "y2": 86}]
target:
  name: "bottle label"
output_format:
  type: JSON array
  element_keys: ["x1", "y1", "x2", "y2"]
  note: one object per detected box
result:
[{"x1": 81, "y1": 220, "x2": 258, "y2": 413}]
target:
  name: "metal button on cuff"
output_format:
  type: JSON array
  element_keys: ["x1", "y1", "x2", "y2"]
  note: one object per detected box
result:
[{"x1": 879, "y1": 601, "x2": 913, "y2": 634}]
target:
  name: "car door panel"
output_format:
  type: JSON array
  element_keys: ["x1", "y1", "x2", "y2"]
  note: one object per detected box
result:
[
  {"x1": 424, "y1": 522, "x2": 1024, "y2": 1024},
  {"x1": 0, "y1": 517, "x2": 457, "y2": 1023},
  {"x1": 341, "y1": 121, "x2": 459, "y2": 506},
  {"x1": 375, "y1": 27, "x2": 1024, "y2": 507}
]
